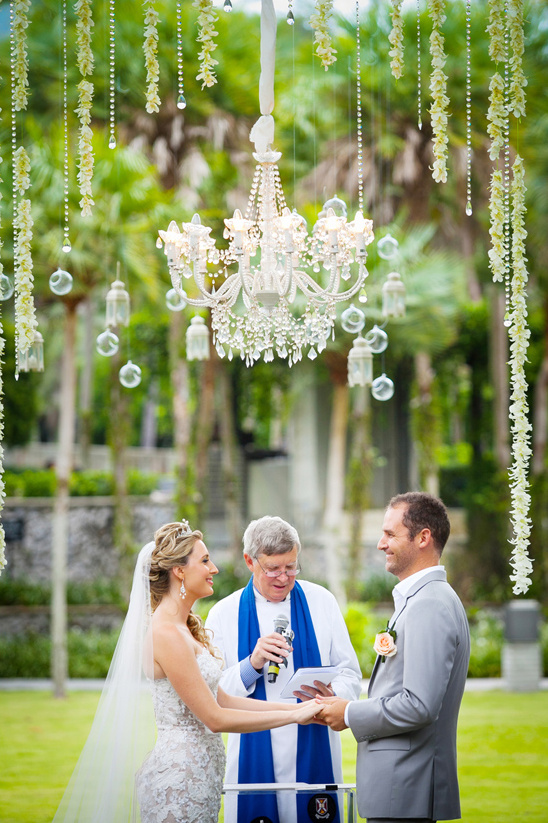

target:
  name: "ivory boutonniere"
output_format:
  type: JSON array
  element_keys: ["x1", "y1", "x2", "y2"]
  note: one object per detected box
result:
[{"x1": 373, "y1": 625, "x2": 397, "y2": 662}]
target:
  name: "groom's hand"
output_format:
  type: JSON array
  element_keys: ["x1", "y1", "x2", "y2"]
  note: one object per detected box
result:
[{"x1": 315, "y1": 696, "x2": 349, "y2": 731}]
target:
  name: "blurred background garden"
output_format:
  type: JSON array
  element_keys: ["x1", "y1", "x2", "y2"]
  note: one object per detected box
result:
[{"x1": 0, "y1": 0, "x2": 547, "y2": 819}]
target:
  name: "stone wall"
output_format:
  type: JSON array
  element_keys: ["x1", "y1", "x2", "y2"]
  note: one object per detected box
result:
[{"x1": 2, "y1": 496, "x2": 175, "y2": 583}]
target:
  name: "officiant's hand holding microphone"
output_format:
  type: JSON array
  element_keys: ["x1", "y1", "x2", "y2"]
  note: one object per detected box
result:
[{"x1": 249, "y1": 614, "x2": 294, "y2": 674}]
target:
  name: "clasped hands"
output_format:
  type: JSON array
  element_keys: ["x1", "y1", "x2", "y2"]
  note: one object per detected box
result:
[{"x1": 251, "y1": 633, "x2": 347, "y2": 730}]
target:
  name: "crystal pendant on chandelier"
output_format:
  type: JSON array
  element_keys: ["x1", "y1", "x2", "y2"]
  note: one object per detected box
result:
[{"x1": 158, "y1": 128, "x2": 374, "y2": 367}]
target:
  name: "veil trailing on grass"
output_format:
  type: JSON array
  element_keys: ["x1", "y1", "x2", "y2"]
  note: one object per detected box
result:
[{"x1": 53, "y1": 542, "x2": 157, "y2": 823}]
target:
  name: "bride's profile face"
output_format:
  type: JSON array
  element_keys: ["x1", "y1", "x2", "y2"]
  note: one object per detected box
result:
[{"x1": 183, "y1": 540, "x2": 219, "y2": 600}]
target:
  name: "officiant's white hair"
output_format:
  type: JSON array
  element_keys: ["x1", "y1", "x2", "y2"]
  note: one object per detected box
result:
[{"x1": 243, "y1": 515, "x2": 301, "y2": 559}]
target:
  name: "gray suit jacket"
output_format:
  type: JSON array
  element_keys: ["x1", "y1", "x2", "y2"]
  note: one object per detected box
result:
[{"x1": 347, "y1": 569, "x2": 470, "y2": 821}]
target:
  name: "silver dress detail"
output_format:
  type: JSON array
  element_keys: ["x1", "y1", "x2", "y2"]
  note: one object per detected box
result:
[{"x1": 136, "y1": 651, "x2": 226, "y2": 823}]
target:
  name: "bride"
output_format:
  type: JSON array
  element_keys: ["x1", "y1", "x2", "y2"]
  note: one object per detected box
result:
[{"x1": 53, "y1": 521, "x2": 320, "y2": 823}]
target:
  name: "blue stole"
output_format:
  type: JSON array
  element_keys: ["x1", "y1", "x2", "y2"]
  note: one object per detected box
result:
[{"x1": 237, "y1": 578, "x2": 339, "y2": 823}]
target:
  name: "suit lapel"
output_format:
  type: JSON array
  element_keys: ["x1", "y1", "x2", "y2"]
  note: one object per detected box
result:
[{"x1": 368, "y1": 568, "x2": 448, "y2": 695}]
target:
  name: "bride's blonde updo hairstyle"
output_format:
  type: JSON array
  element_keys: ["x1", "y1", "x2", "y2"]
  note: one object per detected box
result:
[{"x1": 150, "y1": 521, "x2": 219, "y2": 657}]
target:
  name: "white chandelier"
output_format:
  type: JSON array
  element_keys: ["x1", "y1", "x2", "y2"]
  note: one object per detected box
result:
[{"x1": 157, "y1": 0, "x2": 374, "y2": 367}]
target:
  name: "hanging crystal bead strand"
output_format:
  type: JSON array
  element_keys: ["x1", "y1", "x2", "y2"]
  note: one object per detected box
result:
[
  {"x1": 108, "y1": 0, "x2": 116, "y2": 149},
  {"x1": 356, "y1": 0, "x2": 364, "y2": 215},
  {"x1": 287, "y1": 0, "x2": 294, "y2": 25},
  {"x1": 465, "y1": 0, "x2": 472, "y2": 216},
  {"x1": 356, "y1": 0, "x2": 368, "y2": 304},
  {"x1": 502, "y1": 0, "x2": 511, "y2": 326},
  {"x1": 176, "y1": 2, "x2": 186, "y2": 109},
  {"x1": 10, "y1": 0, "x2": 19, "y2": 374},
  {"x1": 416, "y1": 0, "x2": 422, "y2": 130},
  {"x1": 62, "y1": 0, "x2": 71, "y2": 252}
]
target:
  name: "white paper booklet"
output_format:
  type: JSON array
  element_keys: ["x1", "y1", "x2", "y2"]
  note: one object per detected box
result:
[{"x1": 280, "y1": 666, "x2": 341, "y2": 699}]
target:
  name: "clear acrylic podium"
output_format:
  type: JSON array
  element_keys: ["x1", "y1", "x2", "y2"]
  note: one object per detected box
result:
[{"x1": 222, "y1": 782, "x2": 357, "y2": 822}]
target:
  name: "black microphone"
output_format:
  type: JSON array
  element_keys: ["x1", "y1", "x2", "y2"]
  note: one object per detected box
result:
[{"x1": 267, "y1": 614, "x2": 294, "y2": 684}]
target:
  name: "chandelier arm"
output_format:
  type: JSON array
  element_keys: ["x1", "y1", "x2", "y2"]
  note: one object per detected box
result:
[{"x1": 291, "y1": 270, "x2": 366, "y2": 303}]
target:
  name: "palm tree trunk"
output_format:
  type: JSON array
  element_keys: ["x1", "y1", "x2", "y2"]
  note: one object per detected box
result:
[
  {"x1": 109, "y1": 347, "x2": 132, "y2": 591},
  {"x1": 347, "y1": 386, "x2": 372, "y2": 601},
  {"x1": 218, "y1": 366, "x2": 244, "y2": 561},
  {"x1": 322, "y1": 382, "x2": 348, "y2": 610},
  {"x1": 413, "y1": 351, "x2": 440, "y2": 496},
  {"x1": 169, "y1": 310, "x2": 192, "y2": 518},
  {"x1": 78, "y1": 298, "x2": 94, "y2": 470},
  {"x1": 51, "y1": 302, "x2": 78, "y2": 698},
  {"x1": 194, "y1": 355, "x2": 216, "y2": 527}
]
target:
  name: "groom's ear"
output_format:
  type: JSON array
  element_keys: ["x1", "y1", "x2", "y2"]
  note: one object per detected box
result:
[{"x1": 417, "y1": 527, "x2": 432, "y2": 549}]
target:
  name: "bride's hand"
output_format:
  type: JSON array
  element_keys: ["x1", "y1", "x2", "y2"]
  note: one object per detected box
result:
[{"x1": 292, "y1": 698, "x2": 324, "y2": 725}]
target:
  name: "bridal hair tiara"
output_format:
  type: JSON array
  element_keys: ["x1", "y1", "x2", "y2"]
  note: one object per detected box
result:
[{"x1": 177, "y1": 519, "x2": 193, "y2": 537}]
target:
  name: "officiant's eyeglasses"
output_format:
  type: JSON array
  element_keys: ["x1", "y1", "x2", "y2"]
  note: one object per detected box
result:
[{"x1": 255, "y1": 557, "x2": 301, "y2": 578}]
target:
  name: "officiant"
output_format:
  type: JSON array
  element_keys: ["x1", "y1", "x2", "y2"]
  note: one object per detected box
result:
[{"x1": 205, "y1": 515, "x2": 362, "y2": 823}]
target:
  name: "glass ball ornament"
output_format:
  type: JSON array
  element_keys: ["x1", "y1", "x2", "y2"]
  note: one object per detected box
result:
[
  {"x1": 166, "y1": 288, "x2": 186, "y2": 312},
  {"x1": 377, "y1": 233, "x2": 399, "y2": 260},
  {"x1": 119, "y1": 360, "x2": 142, "y2": 389},
  {"x1": 0, "y1": 274, "x2": 14, "y2": 301},
  {"x1": 96, "y1": 329, "x2": 119, "y2": 357},
  {"x1": 49, "y1": 268, "x2": 73, "y2": 296},
  {"x1": 371, "y1": 373, "x2": 395, "y2": 401},
  {"x1": 365, "y1": 324, "x2": 389, "y2": 353},
  {"x1": 341, "y1": 304, "x2": 366, "y2": 335},
  {"x1": 320, "y1": 195, "x2": 347, "y2": 218}
]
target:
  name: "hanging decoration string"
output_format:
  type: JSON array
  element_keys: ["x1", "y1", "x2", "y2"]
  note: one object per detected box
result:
[
  {"x1": 11, "y1": 0, "x2": 37, "y2": 373},
  {"x1": 176, "y1": 1, "x2": 186, "y2": 109},
  {"x1": 416, "y1": 0, "x2": 422, "y2": 129},
  {"x1": 427, "y1": 0, "x2": 449, "y2": 183},
  {"x1": 108, "y1": 0, "x2": 116, "y2": 149},
  {"x1": 0, "y1": 120, "x2": 6, "y2": 577},
  {"x1": 75, "y1": 0, "x2": 95, "y2": 217},
  {"x1": 486, "y1": 0, "x2": 506, "y2": 286},
  {"x1": 507, "y1": 155, "x2": 532, "y2": 595},
  {"x1": 310, "y1": 0, "x2": 337, "y2": 70},
  {"x1": 62, "y1": 0, "x2": 71, "y2": 251},
  {"x1": 388, "y1": 0, "x2": 404, "y2": 79},
  {"x1": 143, "y1": 0, "x2": 161, "y2": 113},
  {"x1": 465, "y1": 0, "x2": 472, "y2": 216},
  {"x1": 356, "y1": 0, "x2": 363, "y2": 215},
  {"x1": 193, "y1": 0, "x2": 219, "y2": 88}
]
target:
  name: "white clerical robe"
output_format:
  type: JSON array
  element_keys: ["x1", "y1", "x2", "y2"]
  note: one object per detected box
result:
[{"x1": 205, "y1": 580, "x2": 362, "y2": 823}]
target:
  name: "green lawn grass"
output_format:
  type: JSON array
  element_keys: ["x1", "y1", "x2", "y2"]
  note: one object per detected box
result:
[{"x1": 1, "y1": 690, "x2": 547, "y2": 822}]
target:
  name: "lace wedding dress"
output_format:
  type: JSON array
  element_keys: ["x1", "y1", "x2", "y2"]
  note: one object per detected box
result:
[{"x1": 136, "y1": 651, "x2": 227, "y2": 823}]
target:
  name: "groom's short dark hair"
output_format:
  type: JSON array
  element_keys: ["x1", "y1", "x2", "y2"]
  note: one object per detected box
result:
[{"x1": 389, "y1": 492, "x2": 450, "y2": 554}]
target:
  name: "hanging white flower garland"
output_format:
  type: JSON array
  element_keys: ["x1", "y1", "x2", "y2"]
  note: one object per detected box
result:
[
  {"x1": 310, "y1": 0, "x2": 337, "y2": 70},
  {"x1": 427, "y1": 0, "x2": 449, "y2": 183},
  {"x1": 143, "y1": 0, "x2": 161, "y2": 113},
  {"x1": 75, "y1": 0, "x2": 95, "y2": 216},
  {"x1": 388, "y1": 0, "x2": 404, "y2": 79},
  {"x1": 508, "y1": 155, "x2": 532, "y2": 594},
  {"x1": 193, "y1": 0, "x2": 219, "y2": 88}
]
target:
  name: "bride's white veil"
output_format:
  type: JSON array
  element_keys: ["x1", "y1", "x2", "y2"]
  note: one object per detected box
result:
[{"x1": 53, "y1": 542, "x2": 157, "y2": 823}]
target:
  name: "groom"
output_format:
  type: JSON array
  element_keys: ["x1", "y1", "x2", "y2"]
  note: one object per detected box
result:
[{"x1": 317, "y1": 492, "x2": 470, "y2": 823}]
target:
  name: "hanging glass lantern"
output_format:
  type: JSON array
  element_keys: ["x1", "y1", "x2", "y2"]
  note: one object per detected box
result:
[
  {"x1": 186, "y1": 316, "x2": 210, "y2": 361},
  {"x1": 371, "y1": 373, "x2": 395, "y2": 401},
  {"x1": 49, "y1": 268, "x2": 73, "y2": 296},
  {"x1": 382, "y1": 271, "x2": 406, "y2": 318},
  {"x1": 106, "y1": 280, "x2": 130, "y2": 328},
  {"x1": 0, "y1": 274, "x2": 14, "y2": 301},
  {"x1": 96, "y1": 329, "x2": 119, "y2": 357},
  {"x1": 18, "y1": 330, "x2": 44, "y2": 373},
  {"x1": 347, "y1": 336, "x2": 373, "y2": 387},
  {"x1": 119, "y1": 360, "x2": 142, "y2": 388}
]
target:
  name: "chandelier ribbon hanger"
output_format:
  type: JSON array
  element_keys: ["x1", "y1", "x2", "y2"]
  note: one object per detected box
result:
[{"x1": 158, "y1": 0, "x2": 374, "y2": 367}]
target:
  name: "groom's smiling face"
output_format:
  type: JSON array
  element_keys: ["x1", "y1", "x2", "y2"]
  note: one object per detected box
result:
[{"x1": 378, "y1": 505, "x2": 422, "y2": 580}]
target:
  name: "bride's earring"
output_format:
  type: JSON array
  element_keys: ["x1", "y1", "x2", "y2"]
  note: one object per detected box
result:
[{"x1": 180, "y1": 578, "x2": 187, "y2": 600}]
